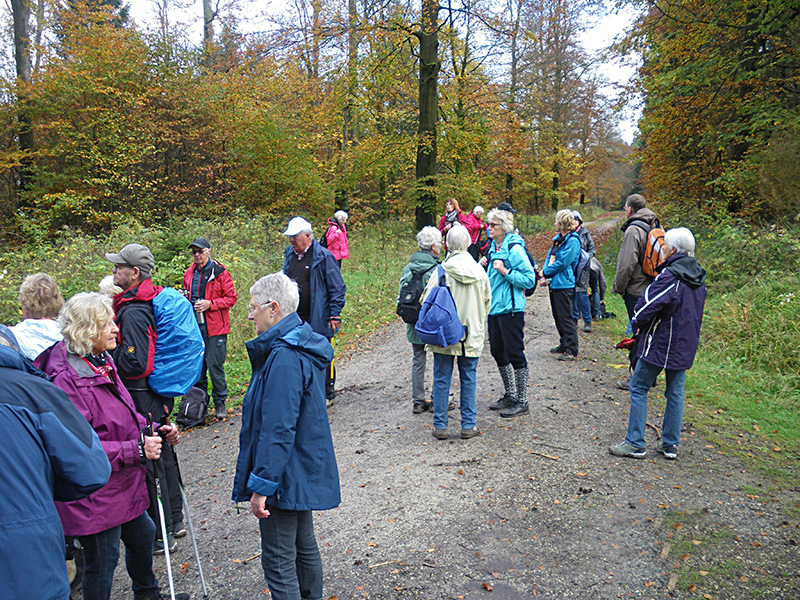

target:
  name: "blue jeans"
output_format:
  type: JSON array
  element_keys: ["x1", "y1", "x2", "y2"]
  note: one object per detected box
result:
[
  {"x1": 572, "y1": 290, "x2": 592, "y2": 323},
  {"x1": 80, "y1": 510, "x2": 158, "y2": 600},
  {"x1": 624, "y1": 360, "x2": 687, "y2": 449},
  {"x1": 432, "y1": 354, "x2": 479, "y2": 430},
  {"x1": 259, "y1": 506, "x2": 323, "y2": 600}
]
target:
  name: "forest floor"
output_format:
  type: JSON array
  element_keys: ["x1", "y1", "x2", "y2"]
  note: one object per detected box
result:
[{"x1": 108, "y1": 216, "x2": 799, "y2": 600}]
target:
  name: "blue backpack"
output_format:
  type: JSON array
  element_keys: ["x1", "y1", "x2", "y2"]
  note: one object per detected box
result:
[
  {"x1": 415, "y1": 265, "x2": 466, "y2": 348},
  {"x1": 149, "y1": 288, "x2": 205, "y2": 397}
]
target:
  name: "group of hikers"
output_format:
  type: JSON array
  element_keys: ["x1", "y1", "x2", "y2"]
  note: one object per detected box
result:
[{"x1": 0, "y1": 195, "x2": 707, "y2": 600}]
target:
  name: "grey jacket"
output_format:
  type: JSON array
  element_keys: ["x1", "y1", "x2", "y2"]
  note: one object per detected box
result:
[{"x1": 613, "y1": 208, "x2": 658, "y2": 297}]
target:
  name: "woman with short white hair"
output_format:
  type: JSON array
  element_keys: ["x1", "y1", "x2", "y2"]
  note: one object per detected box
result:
[
  {"x1": 324, "y1": 210, "x2": 350, "y2": 268},
  {"x1": 464, "y1": 205, "x2": 488, "y2": 261}
]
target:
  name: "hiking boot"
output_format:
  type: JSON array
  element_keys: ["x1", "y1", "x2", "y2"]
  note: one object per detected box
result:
[
  {"x1": 432, "y1": 429, "x2": 448, "y2": 440},
  {"x1": 656, "y1": 441, "x2": 678, "y2": 460},
  {"x1": 583, "y1": 323, "x2": 592, "y2": 333},
  {"x1": 616, "y1": 379, "x2": 630, "y2": 391},
  {"x1": 412, "y1": 400, "x2": 431, "y2": 414},
  {"x1": 172, "y1": 524, "x2": 187, "y2": 539},
  {"x1": 557, "y1": 352, "x2": 576, "y2": 361},
  {"x1": 215, "y1": 404, "x2": 226, "y2": 419},
  {"x1": 447, "y1": 401, "x2": 455, "y2": 411},
  {"x1": 489, "y1": 394, "x2": 515, "y2": 411},
  {"x1": 461, "y1": 428, "x2": 482, "y2": 439},
  {"x1": 138, "y1": 592, "x2": 190, "y2": 600},
  {"x1": 549, "y1": 345, "x2": 565, "y2": 354},
  {"x1": 609, "y1": 442, "x2": 646, "y2": 459},
  {"x1": 153, "y1": 534, "x2": 176, "y2": 555},
  {"x1": 500, "y1": 402, "x2": 529, "y2": 418},
  {"x1": 326, "y1": 396, "x2": 336, "y2": 408}
]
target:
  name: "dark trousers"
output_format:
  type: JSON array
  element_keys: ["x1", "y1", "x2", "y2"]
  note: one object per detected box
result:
[
  {"x1": 550, "y1": 288, "x2": 578, "y2": 356},
  {"x1": 145, "y1": 441, "x2": 183, "y2": 536},
  {"x1": 196, "y1": 323, "x2": 228, "y2": 407},
  {"x1": 259, "y1": 506, "x2": 323, "y2": 600},
  {"x1": 624, "y1": 292, "x2": 639, "y2": 322},
  {"x1": 80, "y1": 511, "x2": 158, "y2": 600},
  {"x1": 488, "y1": 312, "x2": 527, "y2": 370}
]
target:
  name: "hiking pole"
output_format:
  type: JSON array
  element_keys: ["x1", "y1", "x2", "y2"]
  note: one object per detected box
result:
[{"x1": 147, "y1": 414, "x2": 177, "y2": 600}]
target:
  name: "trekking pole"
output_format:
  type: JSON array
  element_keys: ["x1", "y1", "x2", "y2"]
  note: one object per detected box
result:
[{"x1": 147, "y1": 414, "x2": 177, "y2": 600}]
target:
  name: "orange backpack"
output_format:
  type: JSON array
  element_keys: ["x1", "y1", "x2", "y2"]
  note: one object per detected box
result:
[{"x1": 631, "y1": 218, "x2": 667, "y2": 278}]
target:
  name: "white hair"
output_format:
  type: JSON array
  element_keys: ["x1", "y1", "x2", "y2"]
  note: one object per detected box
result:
[
  {"x1": 417, "y1": 226, "x2": 442, "y2": 251},
  {"x1": 250, "y1": 272, "x2": 300, "y2": 315},
  {"x1": 98, "y1": 275, "x2": 122, "y2": 296},
  {"x1": 446, "y1": 224, "x2": 470, "y2": 252},
  {"x1": 486, "y1": 209, "x2": 514, "y2": 234},
  {"x1": 473, "y1": 205, "x2": 484, "y2": 215},
  {"x1": 665, "y1": 227, "x2": 696, "y2": 257},
  {"x1": 59, "y1": 293, "x2": 115, "y2": 356},
  {"x1": 334, "y1": 210, "x2": 349, "y2": 224}
]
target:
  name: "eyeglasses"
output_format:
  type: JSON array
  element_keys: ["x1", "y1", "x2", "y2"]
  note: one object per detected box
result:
[
  {"x1": 487, "y1": 222, "x2": 500, "y2": 228},
  {"x1": 248, "y1": 301, "x2": 274, "y2": 315},
  {"x1": 191, "y1": 248, "x2": 207, "y2": 255}
]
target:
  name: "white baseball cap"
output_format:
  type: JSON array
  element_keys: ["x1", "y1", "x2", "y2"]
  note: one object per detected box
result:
[{"x1": 283, "y1": 217, "x2": 313, "y2": 236}]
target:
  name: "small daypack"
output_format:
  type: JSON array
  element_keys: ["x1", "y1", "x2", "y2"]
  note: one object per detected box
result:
[
  {"x1": 396, "y1": 270, "x2": 425, "y2": 324},
  {"x1": 630, "y1": 218, "x2": 667, "y2": 278},
  {"x1": 415, "y1": 265, "x2": 466, "y2": 348},
  {"x1": 319, "y1": 229, "x2": 329, "y2": 248},
  {"x1": 175, "y1": 386, "x2": 208, "y2": 429},
  {"x1": 506, "y1": 242, "x2": 538, "y2": 297},
  {"x1": 149, "y1": 287, "x2": 205, "y2": 397},
  {"x1": 574, "y1": 247, "x2": 592, "y2": 288}
]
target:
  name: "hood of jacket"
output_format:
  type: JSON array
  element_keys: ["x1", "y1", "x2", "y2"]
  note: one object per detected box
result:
[
  {"x1": 246, "y1": 312, "x2": 333, "y2": 373},
  {"x1": 407, "y1": 250, "x2": 440, "y2": 275},
  {"x1": 442, "y1": 250, "x2": 484, "y2": 284},
  {"x1": 112, "y1": 277, "x2": 162, "y2": 312},
  {"x1": 0, "y1": 345, "x2": 50, "y2": 379},
  {"x1": 661, "y1": 254, "x2": 707, "y2": 289},
  {"x1": 621, "y1": 208, "x2": 657, "y2": 232}
]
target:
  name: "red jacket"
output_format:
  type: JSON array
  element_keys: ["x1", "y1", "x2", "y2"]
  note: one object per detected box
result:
[{"x1": 183, "y1": 260, "x2": 237, "y2": 337}]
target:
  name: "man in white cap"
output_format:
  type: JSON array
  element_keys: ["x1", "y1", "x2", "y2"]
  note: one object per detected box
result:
[{"x1": 281, "y1": 217, "x2": 346, "y2": 405}]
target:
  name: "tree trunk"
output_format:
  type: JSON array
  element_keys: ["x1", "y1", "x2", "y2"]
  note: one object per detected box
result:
[
  {"x1": 203, "y1": 0, "x2": 214, "y2": 66},
  {"x1": 11, "y1": 0, "x2": 33, "y2": 191},
  {"x1": 414, "y1": 0, "x2": 439, "y2": 230}
]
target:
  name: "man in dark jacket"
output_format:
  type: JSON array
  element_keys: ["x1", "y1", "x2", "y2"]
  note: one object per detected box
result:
[
  {"x1": 610, "y1": 227, "x2": 707, "y2": 460},
  {"x1": 281, "y1": 216, "x2": 346, "y2": 405},
  {"x1": 183, "y1": 236, "x2": 238, "y2": 419},
  {"x1": 105, "y1": 243, "x2": 184, "y2": 551},
  {"x1": 233, "y1": 272, "x2": 340, "y2": 600},
  {"x1": 0, "y1": 334, "x2": 111, "y2": 600}
]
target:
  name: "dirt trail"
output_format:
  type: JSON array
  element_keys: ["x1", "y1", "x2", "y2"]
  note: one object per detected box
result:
[{"x1": 112, "y1": 217, "x2": 799, "y2": 599}]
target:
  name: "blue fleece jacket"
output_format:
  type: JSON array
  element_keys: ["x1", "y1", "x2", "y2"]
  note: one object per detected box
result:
[{"x1": 543, "y1": 232, "x2": 581, "y2": 289}]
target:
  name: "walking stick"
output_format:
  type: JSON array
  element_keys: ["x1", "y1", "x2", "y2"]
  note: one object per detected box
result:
[{"x1": 147, "y1": 414, "x2": 176, "y2": 600}]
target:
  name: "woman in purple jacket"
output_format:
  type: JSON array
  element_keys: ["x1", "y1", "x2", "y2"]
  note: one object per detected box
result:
[
  {"x1": 35, "y1": 293, "x2": 187, "y2": 600},
  {"x1": 609, "y1": 228, "x2": 707, "y2": 461}
]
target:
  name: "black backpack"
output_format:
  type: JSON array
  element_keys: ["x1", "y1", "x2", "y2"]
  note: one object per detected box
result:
[
  {"x1": 396, "y1": 270, "x2": 424, "y2": 324},
  {"x1": 175, "y1": 387, "x2": 208, "y2": 429},
  {"x1": 506, "y1": 242, "x2": 538, "y2": 297}
]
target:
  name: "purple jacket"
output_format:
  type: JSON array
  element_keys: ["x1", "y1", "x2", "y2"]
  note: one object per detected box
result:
[
  {"x1": 35, "y1": 341, "x2": 150, "y2": 536},
  {"x1": 632, "y1": 254, "x2": 707, "y2": 371}
]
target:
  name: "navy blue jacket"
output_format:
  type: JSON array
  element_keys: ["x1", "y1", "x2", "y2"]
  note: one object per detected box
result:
[
  {"x1": 632, "y1": 254, "x2": 707, "y2": 370},
  {"x1": 232, "y1": 313, "x2": 340, "y2": 510},
  {"x1": 0, "y1": 346, "x2": 111, "y2": 600},
  {"x1": 283, "y1": 240, "x2": 346, "y2": 338}
]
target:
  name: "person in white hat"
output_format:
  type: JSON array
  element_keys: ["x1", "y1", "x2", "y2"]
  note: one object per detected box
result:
[{"x1": 281, "y1": 217, "x2": 346, "y2": 405}]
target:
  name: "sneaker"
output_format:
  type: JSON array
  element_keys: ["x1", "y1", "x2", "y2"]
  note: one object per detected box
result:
[
  {"x1": 656, "y1": 441, "x2": 678, "y2": 460},
  {"x1": 500, "y1": 402, "x2": 529, "y2": 418},
  {"x1": 153, "y1": 534, "x2": 176, "y2": 555},
  {"x1": 215, "y1": 404, "x2": 226, "y2": 419},
  {"x1": 461, "y1": 428, "x2": 482, "y2": 439},
  {"x1": 583, "y1": 323, "x2": 592, "y2": 332},
  {"x1": 447, "y1": 401, "x2": 455, "y2": 411},
  {"x1": 609, "y1": 442, "x2": 646, "y2": 459},
  {"x1": 172, "y1": 525, "x2": 187, "y2": 539},
  {"x1": 489, "y1": 394, "x2": 515, "y2": 411},
  {"x1": 557, "y1": 352, "x2": 576, "y2": 361},
  {"x1": 432, "y1": 429, "x2": 448, "y2": 440},
  {"x1": 549, "y1": 345, "x2": 565, "y2": 354},
  {"x1": 412, "y1": 401, "x2": 431, "y2": 414}
]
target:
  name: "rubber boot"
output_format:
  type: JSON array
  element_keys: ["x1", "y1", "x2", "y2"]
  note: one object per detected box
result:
[
  {"x1": 489, "y1": 364, "x2": 516, "y2": 411},
  {"x1": 501, "y1": 366, "x2": 530, "y2": 418}
]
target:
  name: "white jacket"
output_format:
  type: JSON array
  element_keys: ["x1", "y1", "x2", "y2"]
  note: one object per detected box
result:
[{"x1": 10, "y1": 319, "x2": 63, "y2": 361}]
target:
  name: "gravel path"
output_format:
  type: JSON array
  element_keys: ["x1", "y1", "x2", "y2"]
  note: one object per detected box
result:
[{"x1": 106, "y1": 219, "x2": 799, "y2": 600}]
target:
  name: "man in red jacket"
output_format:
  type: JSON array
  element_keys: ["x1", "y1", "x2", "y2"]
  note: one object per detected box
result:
[{"x1": 183, "y1": 237, "x2": 238, "y2": 419}]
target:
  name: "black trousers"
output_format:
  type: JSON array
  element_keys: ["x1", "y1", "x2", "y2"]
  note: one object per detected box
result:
[
  {"x1": 488, "y1": 312, "x2": 527, "y2": 370},
  {"x1": 549, "y1": 288, "x2": 578, "y2": 356}
]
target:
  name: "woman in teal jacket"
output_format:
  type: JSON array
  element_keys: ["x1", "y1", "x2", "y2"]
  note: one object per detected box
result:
[
  {"x1": 543, "y1": 209, "x2": 581, "y2": 360},
  {"x1": 479, "y1": 208, "x2": 537, "y2": 418}
]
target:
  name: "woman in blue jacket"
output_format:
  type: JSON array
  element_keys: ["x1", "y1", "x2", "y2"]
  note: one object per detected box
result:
[
  {"x1": 233, "y1": 272, "x2": 340, "y2": 600},
  {"x1": 542, "y1": 210, "x2": 581, "y2": 360}
]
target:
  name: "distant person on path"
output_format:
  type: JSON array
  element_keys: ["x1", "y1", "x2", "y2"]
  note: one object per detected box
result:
[
  {"x1": 398, "y1": 226, "x2": 442, "y2": 414},
  {"x1": 10, "y1": 272, "x2": 64, "y2": 360},
  {"x1": 233, "y1": 272, "x2": 340, "y2": 600},
  {"x1": 463, "y1": 205, "x2": 487, "y2": 261},
  {"x1": 183, "y1": 236, "x2": 238, "y2": 420},
  {"x1": 479, "y1": 208, "x2": 537, "y2": 418},
  {"x1": 105, "y1": 243, "x2": 184, "y2": 554},
  {"x1": 610, "y1": 228, "x2": 707, "y2": 460},
  {"x1": 1, "y1": 331, "x2": 110, "y2": 600},
  {"x1": 282, "y1": 217, "x2": 346, "y2": 405},
  {"x1": 571, "y1": 211, "x2": 596, "y2": 332},
  {"x1": 36, "y1": 292, "x2": 189, "y2": 600},
  {"x1": 423, "y1": 226, "x2": 491, "y2": 440},
  {"x1": 613, "y1": 194, "x2": 658, "y2": 322},
  {"x1": 324, "y1": 210, "x2": 350, "y2": 268},
  {"x1": 542, "y1": 210, "x2": 581, "y2": 361}
]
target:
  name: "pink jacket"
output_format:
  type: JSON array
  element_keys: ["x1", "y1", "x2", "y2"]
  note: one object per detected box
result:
[
  {"x1": 325, "y1": 219, "x2": 349, "y2": 261},
  {"x1": 462, "y1": 212, "x2": 487, "y2": 244}
]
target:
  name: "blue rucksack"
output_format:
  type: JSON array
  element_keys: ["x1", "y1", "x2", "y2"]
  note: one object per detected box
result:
[
  {"x1": 415, "y1": 265, "x2": 466, "y2": 348},
  {"x1": 149, "y1": 288, "x2": 205, "y2": 397}
]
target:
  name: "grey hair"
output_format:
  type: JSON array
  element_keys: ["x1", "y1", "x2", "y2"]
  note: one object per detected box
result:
[
  {"x1": 446, "y1": 224, "x2": 470, "y2": 252},
  {"x1": 334, "y1": 210, "x2": 349, "y2": 223},
  {"x1": 98, "y1": 275, "x2": 123, "y2": 296},
  {"x1": 417, "y1": 226, "x2": 442, "y2": 251},
  {"x1": 625, "y1": 194, "x2": 646, "y2": 212},
  {"x1": 250, "y1": 272, "x2": 300, "y2": 315},
  {"x1": 486, "y1": 209, "x2": 514, "y2": 234},
  {"x1": 665, "y1": 227, "x2": 696, "y2": 257},
  {"x1": 59, "y1": 293, "x2": 114, "y2": 357},
  {"x1": 473, "y1": 205, "x2": 484, "y2": 215}
]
